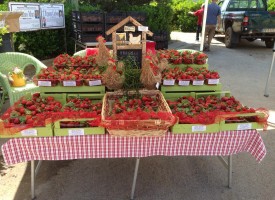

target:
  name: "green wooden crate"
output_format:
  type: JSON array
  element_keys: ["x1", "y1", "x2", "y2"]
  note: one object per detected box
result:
[
  {"x1": 219, "y1": 112, "x2": 265, "y2": 131},
  {"x1": 40, "y1": 93, "x2": 67, "y2": 105},
  {"x1": 161, "y1": 84, "x2": 222, "y2": 99},
  {"x1": 39, "y1": 85, "x2": 105, "y2": 94},
  {"x1": 169, "y1": 63, "x2": 209, "y2": 70},
  {"x1": 54, "y1": 118, "x2": 105, "y2": 136},
  {"x1": 66, "y1": 93, "x2": 104, "y2": 101},
  {"x1": 195, "y1": 91, "x2": 231, "y2": 98},
  {"x1": 0, "y1": 119, "x2": 53, "y2": 138},
  {"x1": 167, "y1": 91, "x2": 231, "y2": 134},
  {"x1": 171, "y1": 123, "x2": 220, "y2": 134}
]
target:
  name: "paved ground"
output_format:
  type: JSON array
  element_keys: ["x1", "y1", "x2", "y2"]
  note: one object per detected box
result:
[{"x1": 0, "y1": 32, "x2": 275, "y2": 200}]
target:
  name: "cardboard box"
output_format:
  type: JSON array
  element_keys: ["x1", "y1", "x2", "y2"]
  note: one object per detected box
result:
[{"x1": 0, "y1": 11, "x2": 23, "y2": 32}]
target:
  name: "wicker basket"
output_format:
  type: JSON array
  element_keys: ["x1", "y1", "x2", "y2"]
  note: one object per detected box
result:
[{"x1": 101, "y1": 90, "x2": 175, "y2": 137}]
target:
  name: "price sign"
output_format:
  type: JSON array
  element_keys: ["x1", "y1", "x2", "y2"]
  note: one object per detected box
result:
[
  {"x1": 192, "y1": 125, "x2": 206, "y2": 132},
  {"x1": 163, "y1": 79, "x2": 175, "y2": 86},
  {"x1": 63, "y1": 81, "x2": 76, "y2": 86},
  {"x1": 21, "y1": 129, "x2": 38, "y2": 136},
  {"x1": 68, "y1": 129, "x2": 85, "y2": 136},
  {"x1": 237, "y1": 123, "x2": 252, "y2": 130},
  {"x1": 138, "y1": 26, "x2": 148, "y2": 32},
  {"x1": 38, "y1": 81, "x2": 52, "y2": 86},
  {"x1": 207, "y1": 79, "x2": 219, "y2": 85},
  {"x1": 178, "y1": 80, "x2": 190, "y2": 86},
  {"x1": 89, "y1": 80, "x2": 102, "y2": 86},
  {"x1": 192, "y1": 80, "x2": 204, "y2": 86}
]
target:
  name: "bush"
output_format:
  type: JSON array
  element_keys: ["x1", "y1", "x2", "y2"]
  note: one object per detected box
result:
[
  {"x1": 268, "y1": 0, "x2": 275, "y2": 11},
  {"x1": 170, "y1": 0, "x2": 204, "y2": 32}
]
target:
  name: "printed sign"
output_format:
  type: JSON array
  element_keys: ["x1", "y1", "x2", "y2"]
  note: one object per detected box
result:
[
  {"x1": 163, "y1": 79, "x2": 175, "y2": 86},
  {"x1": 192, "y1": 125, "x2": 206, "y2": 132},
  {"x1": 207, "y1": 79, "x2": 219, "y2": 85},
  {"x1": 138, "y1": 26, "x2": 148, "y2": 32},
  {"x1": 124, "y1": 26, "x2": 135, "y2": 32},
  {"x1": 178, "y1": 80, "x2": 190, "y2": 86},
  {"x1": 21, "y1": 129, "x2": 38, "y2": 136},
  {"x1": 9, "y1": 2, "x2": 65, "y2": 31},
  {"x1": 89, "y1": 80, "x2": 102, "y2": 86},
  {"x1": 237, "y1": 123, "x2": 252, "y2": 130},
  {"x1": 38, "y1": 81, "x2": 51, "y2": 87},
  {"x1": 9, "y1": 3, "x2": 40, "y2": 31},
  {"x1": 63, "y1": 81, "x2": 76, "y2": 87},
  {"x1": 40, "y1": 4, "x2": 65, "y2": 29},
  {"x1": 68, "y1": 129, "x2": 85, "y2": 136}
]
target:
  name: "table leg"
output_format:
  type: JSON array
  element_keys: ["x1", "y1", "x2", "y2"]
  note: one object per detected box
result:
[
  {"x1": 228, "y1": 155, "x2": 232, "y2": 188},
  {"x1": 31, "y1": 160, "x2": 36, "y2": 200},
  {"x1": 31, "y1": 161, "x2": 42, "y2": 200},
  {"x1": 218, "y1": 155, "x2": 233, "y2": 188},
  {"x1": 130, "y1": 158, "x2": 140, "y2": 200}
]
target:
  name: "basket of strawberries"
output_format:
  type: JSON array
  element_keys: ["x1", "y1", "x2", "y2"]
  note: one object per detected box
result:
[{"x1": 101, "y1": 90, "x2": 176, "y2": 137}]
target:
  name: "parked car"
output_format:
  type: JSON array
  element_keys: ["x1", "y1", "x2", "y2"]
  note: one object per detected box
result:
[{"x1": 216, "y1": 0, "x2": 275, "y2": 48}]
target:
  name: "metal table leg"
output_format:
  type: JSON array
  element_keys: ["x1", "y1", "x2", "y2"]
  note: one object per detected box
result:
[
  {"x1": 218, "y1": 155, "x2": 232, "y2": 188},
  {"x1": 31, "y1": 160, "x2": 35, "y2": 200},
  {"x1": 130, "y1": 158, "x2": 140, "y2": 200},
  {"x1": 228, "y1": 155, "x2": 232, "y2": 188},
  {"x1": 31, "y1": 160, "x2": 42, "y2": 200}
]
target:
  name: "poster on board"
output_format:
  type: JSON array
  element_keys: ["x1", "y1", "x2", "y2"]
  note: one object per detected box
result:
[
  {"x1": 8, "y1": 2, "x2": 65, "y2": 31},
  {"x1": 40, "y1": 4, "x2": 65, "y2": 29},
  {"x1": 9, "y1": 2, "x2": 40, "y2": 31}
]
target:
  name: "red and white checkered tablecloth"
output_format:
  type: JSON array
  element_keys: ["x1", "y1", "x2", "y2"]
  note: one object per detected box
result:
[{"x1": 1, "y1": 130, "x2": 266, "y2": 165}]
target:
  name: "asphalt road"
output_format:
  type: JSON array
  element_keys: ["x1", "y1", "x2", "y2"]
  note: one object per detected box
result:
[{"x1": 0, "y1": 32, "x2": 274, "y2": 200}]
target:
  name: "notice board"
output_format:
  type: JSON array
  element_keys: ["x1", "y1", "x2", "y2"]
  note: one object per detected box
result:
[
  {"x1": 9, "y1": 2, "x2": 65, "y2": 31},
  {"x1": 117, "y1": 49, "x2": 142, "y2": 68}
]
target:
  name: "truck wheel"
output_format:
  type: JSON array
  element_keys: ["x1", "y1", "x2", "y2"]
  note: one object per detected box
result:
[
  {"x1": 225, "y1": 27, "x2": 239, "y2": 48},
  {"x1": 265, "y1": 39, "x2": 274, "y2": 48}
]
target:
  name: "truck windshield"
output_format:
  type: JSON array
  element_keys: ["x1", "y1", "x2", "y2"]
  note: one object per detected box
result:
[{"x1": 227, "y1": 0, "x2": 266, "y2": 11}]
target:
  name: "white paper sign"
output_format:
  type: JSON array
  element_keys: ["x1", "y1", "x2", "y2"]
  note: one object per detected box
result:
[
  {"x1": 63, "y1": 81, "x2": 76, "y2": 86},
  {"x1": 192, "y1": 80, "x2": 204, "y2": 86},
  {"x1": 208, "y1": 79, "x2": 219, "y2": 85},
  {"x1": 163, "y1": 79, "x2": 175, "y2": 86},
  {"x1": 21, "y1": 129, "x2": 38, "y2": 136},
  {"x1": 89, "y1": 80, "x2": 102, "y2": 86},
  {"x1": 124, "y1": 26, "x2": 135, "y2": 32},
  {"x1": 138, "y1": 26, "x2": 148, "y2": 32},
  {"x1": 237, "y1": 123, "x2": 252, "y2": 130},
  {"x1": 38, "y1": 80, "x2": 52, "y2": 86},
  {"x1": 68, "y1": 129, "x2": 84, "y2": 136},
  {"x1": 9, "y1": 3, "x2": 41, "y2": 31},
  {"x1": 178, "y1": 80, "x2": 190, "y2": 86},
  {"x1": 192, "y1": 125, "x2": 206, "y2": 132}
]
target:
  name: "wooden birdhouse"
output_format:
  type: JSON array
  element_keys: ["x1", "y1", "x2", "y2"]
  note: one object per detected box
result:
[{"x1": 105, "y1": 16, "x2": 153, "y2": 68}]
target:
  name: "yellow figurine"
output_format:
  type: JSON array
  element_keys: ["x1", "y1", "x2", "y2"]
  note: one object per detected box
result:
[{"x1": 8, "y1": 67, "x2": 26, "y2": 87}]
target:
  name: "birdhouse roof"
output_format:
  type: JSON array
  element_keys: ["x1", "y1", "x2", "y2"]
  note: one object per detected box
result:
[{"x1": 105, "y1": 16, "x2": 153, "y2": 36}]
